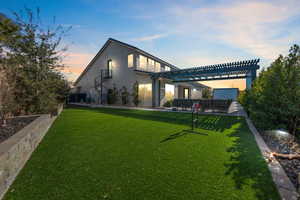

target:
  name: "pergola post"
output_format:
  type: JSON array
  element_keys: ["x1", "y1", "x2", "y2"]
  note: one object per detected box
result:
[{"x1": 246, "y1": 69, "x2": 257, "y2": 89}]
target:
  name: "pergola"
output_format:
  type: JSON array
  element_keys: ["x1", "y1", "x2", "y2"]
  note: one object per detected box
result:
[
  {"x1": 150, "y1": 59, "x2": 260, "y2": 107},
  {"x1": 152, "y1": 59, "x2": 260, "y2": 86}
]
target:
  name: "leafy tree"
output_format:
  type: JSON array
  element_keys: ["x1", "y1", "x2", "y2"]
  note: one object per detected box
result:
[
  {"x1": 241, "y1": 44, "x2": 300, "y2": 136},
  {"x1": 0, "y1": 8, "x2": 70, "y2": 121},
  {"x1": 202, "y1": 88, "x2": 212, "y2": 99}
]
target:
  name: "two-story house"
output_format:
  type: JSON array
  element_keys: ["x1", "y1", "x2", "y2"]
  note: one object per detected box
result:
[{"x1": 73, "y1": 38, "x2": 207, "y2": 107}]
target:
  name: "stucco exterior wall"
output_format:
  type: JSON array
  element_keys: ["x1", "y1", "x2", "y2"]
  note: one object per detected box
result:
[
  {"x1": 74, "y1": 40, "x2": 204, "y2": 107},
  {"x1": 75, "y1": 41, "x2": 138, "y2": 105}
]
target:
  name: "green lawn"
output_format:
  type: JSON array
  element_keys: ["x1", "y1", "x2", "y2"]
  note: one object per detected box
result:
[{"x1": 3, "y1": 107, "x2": 280, "y2": 200}]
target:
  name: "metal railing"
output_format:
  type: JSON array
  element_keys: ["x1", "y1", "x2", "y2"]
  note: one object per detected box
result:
[
  {"x1": 172, "y1": 99, "x2": 232, "y2": 112},
  {"x1": 102, "y1": 69, "x2": 112, "y2": 79}
]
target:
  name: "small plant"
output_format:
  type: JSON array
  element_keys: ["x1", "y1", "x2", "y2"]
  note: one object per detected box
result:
[
  {"x1": 202, "y1": 88, "x2": 212, "y2": 99},
  {"x1": 131, "y1": 81, "x2": 140, "y2": 106},
  {"x1": 107, "y1": 84, "x2": 119, "y2": 104},
  {"x1": 163, "y1": 100, "x2": 173, "y2": 107},
  {"x1": 120, "y1": 86, "x2": 129, "y2": 105}
]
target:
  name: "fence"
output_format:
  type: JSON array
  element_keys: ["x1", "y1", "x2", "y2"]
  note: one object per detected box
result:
[{"x1": 172, "y1": 99, "x2": 232, "y2": 112}]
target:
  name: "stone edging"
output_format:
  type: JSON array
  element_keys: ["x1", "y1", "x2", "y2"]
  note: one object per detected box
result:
[
  {"x1": 0, "y1": 105, "x2": 63, "y2": 200},
  {"x1": 245, "y1": 116, "x2": 299, "y2": 200}
]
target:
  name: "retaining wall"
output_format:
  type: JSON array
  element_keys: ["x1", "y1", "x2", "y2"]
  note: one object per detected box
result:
[{"x1": 0, "y1": 105, "x2": 63, "y2": 199}]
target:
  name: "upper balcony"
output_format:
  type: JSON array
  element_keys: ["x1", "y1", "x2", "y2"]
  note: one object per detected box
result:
[
  {"x1": 102, "y1": 69, "x2": 112, "y2": 79},
  {"x1": 134, "y1": 54, "x2": 171, "y2": 73}
]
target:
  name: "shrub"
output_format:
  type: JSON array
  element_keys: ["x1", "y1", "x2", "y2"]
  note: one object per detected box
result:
[
  {"x1": 131, "y1": 81, "x2": 140, "y2": 106},
  {"x1": 120, "y1": 86, "x2": 129, "y2": 105},
  {"x1": 107, "y1": 84, "x2": 119, "y2": 104},
  {"x1": 163, "y1": 100, "x2": 173, "y2": 107},
  {"x1": 241, "y1": 44, "x2": 300, "y2": 136}
]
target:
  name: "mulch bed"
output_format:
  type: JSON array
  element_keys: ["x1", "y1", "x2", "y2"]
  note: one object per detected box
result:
[
  {"x1": 261, "y1": 132, "x2": 300, "y2": 189},
  {"x1": 0, "y1": 116, "x2": 38, "y2": 144}
]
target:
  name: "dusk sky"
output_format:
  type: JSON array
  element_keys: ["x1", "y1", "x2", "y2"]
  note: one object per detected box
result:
[{"x1": 2, "y1": 0, "x2": 300, "y2": 89}]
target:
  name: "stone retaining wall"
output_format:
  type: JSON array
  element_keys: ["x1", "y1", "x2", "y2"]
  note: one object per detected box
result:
[{"x1": 0, "y1": 105, "x2": 63, "y2": 200}]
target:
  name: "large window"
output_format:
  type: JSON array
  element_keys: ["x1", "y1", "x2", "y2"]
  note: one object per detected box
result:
[
  {"x1": 148, "y1": 58, "x2": 155, "y2": 72},
  {"x1": 139, "y1": 55, "x2": 147, "y2": 71},
  {"x1": 155, "y1": 62, "x2": 161, "y2": 72},
  {"x1": 128, "y1": 54, "x2": 134, "y2": 68},
  {"x1": 138, "y1": 83, "x2": 152, "y2": 106},
  {"x1": 165, "y1": 66, "x2": 171, "y2": 71},
  {"x1": 165, "y1": 84, "x2": 175, "y2": 100}
]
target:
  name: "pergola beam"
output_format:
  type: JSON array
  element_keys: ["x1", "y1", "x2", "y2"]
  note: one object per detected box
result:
[{"x1": 151, "y1": 59, "x2": 260, "y2": 85}]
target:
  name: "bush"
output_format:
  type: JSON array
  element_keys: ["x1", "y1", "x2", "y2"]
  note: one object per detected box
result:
[
  {"x1": 131, "y1": 81, "x2": 140, "y2": 106},
  {"x1": 241, "y1": 44, "x2": 300, "y2": 136},
  {"x1": 163, "y1": 100, "x2": 173, "y2": 107},
  {"x1": 120, "y1": 86, "x2": 129, "y2": 105},
  {"x1": 107, "y1": 84, "x2": 119, "y2": 104}
]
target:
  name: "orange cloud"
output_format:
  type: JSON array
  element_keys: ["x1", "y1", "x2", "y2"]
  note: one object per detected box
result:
[
  {"x1": 200, "y1": 79, "x2": 246, "y2": 91},
  {"x1": 61, "y1": 52, "x2": 94, "y2": 81}
]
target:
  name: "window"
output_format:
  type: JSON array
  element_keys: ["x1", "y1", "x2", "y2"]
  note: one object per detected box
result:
[
  {"x1": 139, "y1": 55, "x2": 147, "y2": 71},
  {"x1": 165, "y1": 84, "x2": 175, "y2": 100},
  {"x1": 165, "y1": 66, "x2": 171, "y2": 71},
  {"x1": 138, "y1": 83, "x2": 152, "y2": 106},
  {"x1": 107, "y1": 59, "x2": 112, "y2": 71},
  {"x1": 184, "y1": 88, "x2": 189, "y2": 99},
  {"x1": 128, "y1": 54, "x2": 134, "y2": 68},
  {"x1": 148, "y1": 58, "x2": 155, "y2": 72},
  {"x1": 105, "y1": 59, "x2": 112, "y2": 78},
  {"x1": 155, "y1": 62, "x2": 161, "y2": 72}
]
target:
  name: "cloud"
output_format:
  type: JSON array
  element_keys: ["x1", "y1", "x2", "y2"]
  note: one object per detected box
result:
[
  {"x1": 62, "y1": 52, "x2": 94, "y2": 81},
  {"x1": 165, "y1": 0, "x2": 300, "y2": 60},
  {"x1": 131, "y1": 33, "x2": 168, "y2": 42}
]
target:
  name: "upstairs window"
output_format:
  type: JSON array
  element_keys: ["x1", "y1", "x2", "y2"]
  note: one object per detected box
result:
[
  {"x1": 139, "y1": 55, "x2": 147, "y2": 71},
  {"x1": 155, "y1": 62, "x2": 161, "y2": 72},
  {"x1": 128, "y1": 54, "x2": 134, "y2": 68},
  {"x1": 148, "y1": 58, "x2": 155, "y2": 72},
  {"x1": 107, "y1": 59, "x2": 112, "y2": 71},
  {"x1": 165, "y1": 66, "x2": 171, "y2": 71}
]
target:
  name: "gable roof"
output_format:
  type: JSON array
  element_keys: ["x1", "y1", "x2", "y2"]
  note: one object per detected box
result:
[{"x1": 74, "y1": 38, "x2": 178, "y2": 85}]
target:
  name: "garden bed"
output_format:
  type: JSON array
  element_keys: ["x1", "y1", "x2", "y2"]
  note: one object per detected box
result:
[
  {"x1": 261, "y1": 132, "x2": 300, "y2": 189},
  {"x1": 0, "y1": 116, "x2": 38, "y2": 144}
]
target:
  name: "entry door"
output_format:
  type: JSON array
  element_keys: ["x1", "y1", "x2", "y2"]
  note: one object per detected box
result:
[{"x1": 184, "y1": 88, "x2": 189, "y2": 99}]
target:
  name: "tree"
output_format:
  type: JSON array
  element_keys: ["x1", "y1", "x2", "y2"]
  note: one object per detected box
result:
[
  {"x1": 0, "y1": 8, "x2": 70, "y2": 117},
  {"x1": 202, "y1": 88, "x2": 212, "y2": 99},
  {"x1": 131, "y1": 81, "x2": 140, "y2": 106},
  {"x1": 241, "y1": 44, "x2": 300, "y2": 136},
  {"x1": 0, "y1": 66, "x2": 16, "y2": 126}
]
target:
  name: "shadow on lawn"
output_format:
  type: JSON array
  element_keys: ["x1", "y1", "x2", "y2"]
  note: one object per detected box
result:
[
  {"x1": 224, "y1": 121, "x2": 280, "y2": 200},
  {"x1": 68, "y1": 106, "x2": 241, "y2": 132},
  {"x1": 160, "y1": 129, "x2": 208, "y2": 143}
]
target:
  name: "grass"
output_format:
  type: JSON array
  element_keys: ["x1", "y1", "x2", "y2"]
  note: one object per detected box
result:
[{"x1": 3, "y1": 106, "x2": 280, "y2": 200}]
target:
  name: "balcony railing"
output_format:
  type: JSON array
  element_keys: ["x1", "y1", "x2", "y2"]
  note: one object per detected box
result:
[{"x1": 102, "y1": 69, "x2": 112, "y2": 79}]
